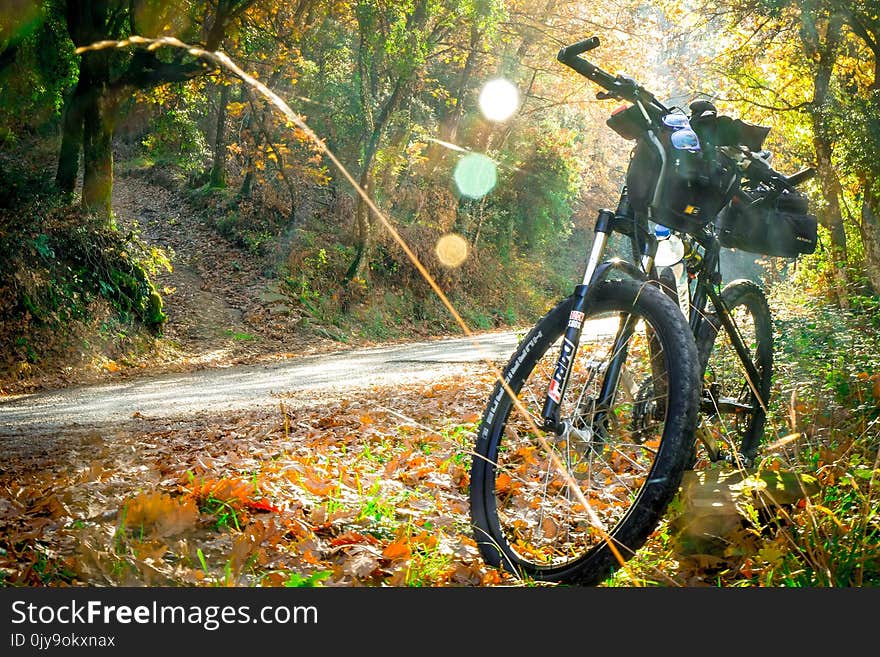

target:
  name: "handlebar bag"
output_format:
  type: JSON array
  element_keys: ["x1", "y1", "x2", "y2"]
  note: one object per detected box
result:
[
  {"x1": 625, "y1": 112, "x2": 738, "y2": 234},
  {"x1": 715, "y1": 189, "x2": 818, "y2": 257},
  {"x1": 693, "y1": 115, "x2": 771, "y2": 152}
]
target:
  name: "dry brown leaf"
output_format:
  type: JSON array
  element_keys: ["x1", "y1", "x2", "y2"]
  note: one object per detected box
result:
[
  {"x1": 330, "y1": 531, "x2": 378, "y2": 548},
  {"x1": 301, "y1": 476, "x2": 334, "y2": 496},
  {"x1": 342, "y1": 546, "x2": 381, "y2": 579}
]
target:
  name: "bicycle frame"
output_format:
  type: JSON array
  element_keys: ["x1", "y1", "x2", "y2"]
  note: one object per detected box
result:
[{"x1": 539, "y1": 184, "x2": 766, "y2": 449}]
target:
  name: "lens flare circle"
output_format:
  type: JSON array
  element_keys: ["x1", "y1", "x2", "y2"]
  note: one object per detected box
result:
[
  {"x1": 435, "y1": 233, "x2": 469, "y2": 268},
  {"x1": 453, "y1": 153, "x2": 497, "y2": 200},
  {"x1": 478, "y1": 78, "x2": 520, "y2": 123}
]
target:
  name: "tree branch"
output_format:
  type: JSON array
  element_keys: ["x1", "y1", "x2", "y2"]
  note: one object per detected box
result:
[{"x1": 110, "y1": 51, "x2": 215, "y2": 91}]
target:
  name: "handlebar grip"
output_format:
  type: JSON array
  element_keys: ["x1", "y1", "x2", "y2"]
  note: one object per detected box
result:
[
  {"x1": 557, "y1": 36, "x2": 600, "y2": 62},
  {"x1": 785, "y1": 167, "x2": 816, "y2": 187}
]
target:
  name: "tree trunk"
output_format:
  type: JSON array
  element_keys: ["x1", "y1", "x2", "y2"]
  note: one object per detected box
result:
[
  {"x1": 79, "y1": 50, "x2": 114, "y2": 222},
  {"x1": 239, "y1": 159, "x2": 255, "y2": 198},
  {"x1": 81, "y1": 94, "x2": 114, "y2": 220},
  {"x1": 56, "y1": 47, "x2": 116, "y2": 223},
  {"x1": 345, "y1": 169, "x2": 373, "y2": 282},
  {"x1": 425, "y1": 24, "x2": 481, "y2": 174},
  {"x1": 860, "y1": 184, "x2": 880, "y2": 295},
  {"x1": 55, "y1": 77, "x2": 87, "y2": 198},
  {"x1": 805, "y1": 13, "x2": 849, "y2": 308},
  {"x1": 841, "y1": 8, "x2": 880, "y2": 293},
  {"x1": 210, "y1": 82, "x2": 230, "y2": 188},
  {"x1": 445, "y1": 26, "x2": 479, "y2": 146},
  {"x1": 56, "y1": 0, "x2": 116, "y2": 225},
  {"x1": 344, "y1": 79, "x2": 406, "y2": 283},
  {"x1": 812, "y1": 132, "x2": 850, "y2": 308},
  {"x1": 237, "y1": 85, "x2": 257, "y2": 198}
]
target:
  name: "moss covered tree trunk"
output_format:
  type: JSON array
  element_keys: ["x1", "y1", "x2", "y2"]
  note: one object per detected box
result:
[
  {"x1": 80, "y1": 50, "x2": 114, "y2": 221},
  {"x1": 58, "y1": 67, "x2": 115, "y2": 223},
  {"x1": 210, "y1": 82, "x2": 230, "y2": 188},
  {"x1": 804, "y1": 12, "x2": 850, "y2": 309},
  {"x1": 55, "y1": 76, "x2": 86, "y2": 199},
  {"x1": 55, "y1": 2, "x2": 116, "y2": 225}
]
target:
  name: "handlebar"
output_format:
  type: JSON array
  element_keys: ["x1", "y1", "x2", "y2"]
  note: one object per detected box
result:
[
  {"x1": 557, "y1": 36, "x2": 667, "y2": 111},
  {"x1": 785, "y1": 167, "x2": 816, "y2": 187},
  {"x1": 558, "y1": 35, "x2": 814, "y2": 212},
  {"x1": 557, "y1": 36, "x2": 600, "y2": 60},
  {"x1": 742, "y1": 152, "x2": 816, "y2": 192},
  {"x1": 735, "y1": 162, "x2": 817, "y2": 209}
]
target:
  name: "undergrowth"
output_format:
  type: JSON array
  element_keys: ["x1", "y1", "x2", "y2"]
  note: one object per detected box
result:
[
  {"x1": 0, "y1": 146, "x2": 170, "y2": 383},
  {"x1": 617, "y1": 278, "x2": 880, "y2": 587},
  {"x1": 179, "y1": 170, "x2": 579, "y2": 344}
]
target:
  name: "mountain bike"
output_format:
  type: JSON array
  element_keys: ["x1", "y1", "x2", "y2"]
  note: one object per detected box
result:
[{"x1": 468, "y1": 36, "x2": 817, "y2": 585}]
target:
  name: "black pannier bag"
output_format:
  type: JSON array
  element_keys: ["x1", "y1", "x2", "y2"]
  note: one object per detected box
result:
[
  {"x1": 715, "y1": 188, "x2": 818, "y2": 258},
  {"x1": 619, "y1": 109, "x2": 739, "y2": 234}
]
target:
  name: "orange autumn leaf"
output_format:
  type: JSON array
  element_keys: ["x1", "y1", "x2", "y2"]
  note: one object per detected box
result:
[
  {"x1": 383, "y1": 456, "x2": 401, "y2": 477},
  {"x1": 187, "y1": 477, "x2": 255, "y2": 508},
  {"x1": 121, "y1": 492, "x2": 198, "y2": 538},
  {"x1": 246, "y1": 499, "x2": 281, "y2": 513},
  {"x1": 481, "y1": 569, "x2": 503, "y2": 586},
  {"x1": 302, "y1": 550, "x2": 321, "y2": 565},
  {"x1": 382, "y1": 539, "x2": 411, "y2": 561}
]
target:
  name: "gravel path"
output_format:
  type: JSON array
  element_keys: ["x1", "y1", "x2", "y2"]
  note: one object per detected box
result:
[{"x1": 0, "y1": 330, "x2": 526, "y2": 438}]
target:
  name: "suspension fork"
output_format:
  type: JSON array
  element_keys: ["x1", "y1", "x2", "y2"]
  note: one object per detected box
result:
[
  {"x1": 540, "y1": 205, "x2": 656, "y2": 434},
  {"x1": 540, "y1": 211, "x2": 612, "y2": 433}
]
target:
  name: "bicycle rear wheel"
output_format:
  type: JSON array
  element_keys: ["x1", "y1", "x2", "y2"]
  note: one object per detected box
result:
[
  {"x1": 694, "y1": 279, "x2": 773, "y2": 467},
  {"x1": 469, "y1": 279, "x2": 700, "y2": 585}
]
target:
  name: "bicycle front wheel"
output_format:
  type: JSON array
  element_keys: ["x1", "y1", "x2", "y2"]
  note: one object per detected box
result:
[{"x1": 469, "y1": 279, "x2": 700, "y2": 585}]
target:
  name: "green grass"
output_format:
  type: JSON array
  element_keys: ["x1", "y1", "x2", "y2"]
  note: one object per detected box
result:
[{"x1": 224, "y1": 329, "x2": 257, "y2": 342}]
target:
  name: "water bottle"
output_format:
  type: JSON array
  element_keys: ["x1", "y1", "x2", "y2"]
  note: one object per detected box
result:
[{"x1": 653, "y1": 224, "x2": 689, "y2": 317}]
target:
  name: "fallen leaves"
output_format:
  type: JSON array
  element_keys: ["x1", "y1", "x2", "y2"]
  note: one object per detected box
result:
[
  {"x1": 382, "y1": 537, "x2": 412, "y2": 561},
  {"x1": 0, "y1": 370, "x2": 505, "y2": 587},
  {"x1": 121, "y1": 491, "x2": 199, "y2": 539}
]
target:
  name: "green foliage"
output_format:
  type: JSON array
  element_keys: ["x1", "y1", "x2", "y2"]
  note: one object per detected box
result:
[
  {"x1": 0, "y1": 165, "x2": 169, "y2": 371},
  {"x1": 772, "y1": 281, "x2": 880, "y2": 412},
  {"x1": 512, "y1": 126, "x2": 579, "y2": 252},
  {"x1": 141, "y1": 86, "x2": 210, "y2": 172},
  {"x1": 282, "y1": 570, "x2": 331, "y2": 587},
  {"x1": 199, "y1": 494, "x2": 242, "y2": 532},
  {"x1": 835, "y1": 93, "x2": 880, "y2": 191},
  {"x1": 756, "y1": 287, "x2": 880, "y2": 585},
  {"x1": 615, "y1": 283, "x2": 880, "y2": 587},
  {"x1": 0, "y1": 7, "x2": 77, "y2": 140}
]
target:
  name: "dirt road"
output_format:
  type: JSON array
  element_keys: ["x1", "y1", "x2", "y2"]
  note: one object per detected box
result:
[{"x1": 0, "y1": 331, "x2": 526, "y2": 437}]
